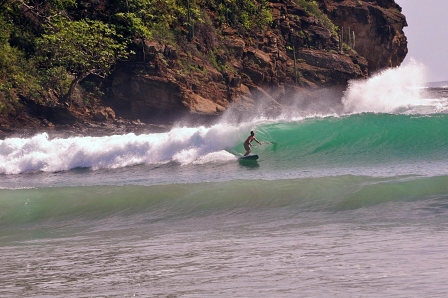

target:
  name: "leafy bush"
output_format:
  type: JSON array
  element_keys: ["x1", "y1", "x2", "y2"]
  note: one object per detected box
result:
[
  {"x1": 0, "y1": 16, "x2": 43, "y2": 114},
  {"x1": 208, "y1": 0, "x2": 272, "y2": 31},
  {"x1": 296, "y1": 0, "x2": 337, "y2": 35},
  {"x1": 36, "y1": 18, "x2": 129, "y2": 101},
  {"x1": 1, "y1": 0, "x2": 273, "y2": 114}
]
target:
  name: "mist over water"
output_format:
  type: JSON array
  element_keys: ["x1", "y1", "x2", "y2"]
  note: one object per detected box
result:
[{"x1": 342, "y1": 59, "x2": 428, "y2": 113}]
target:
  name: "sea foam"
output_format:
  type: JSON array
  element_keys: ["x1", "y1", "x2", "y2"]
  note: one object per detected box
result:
[
  {"x1": 0, "y1": 124, "x2": 249, "y2": 174},
  {"x1": 342, "y1": 59, "x2": 428, "y2": 113}
]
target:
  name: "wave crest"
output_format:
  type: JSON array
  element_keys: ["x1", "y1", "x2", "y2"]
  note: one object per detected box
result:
[{"x1": 342, "y1": 59, "x2": 428, "y2": 113}]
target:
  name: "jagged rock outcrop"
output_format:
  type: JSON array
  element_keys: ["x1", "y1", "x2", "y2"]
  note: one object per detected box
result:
[
  {"x1": 317, "y1": 0, "x2": 407, "y2": 71},
  {"x1": 103, "y1": 0, "x2": 407, "y2": 122},
  {"x1": 0, "y1": 0, "x2": 408, "y2": 135}
]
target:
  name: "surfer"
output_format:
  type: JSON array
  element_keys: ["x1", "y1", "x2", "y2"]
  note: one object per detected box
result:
[{"x1": 244, "y1": 131, "x2": 262, "y2": 156}]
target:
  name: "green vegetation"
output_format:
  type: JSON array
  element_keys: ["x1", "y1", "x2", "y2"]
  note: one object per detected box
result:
[
  {"x1": 0, "y1": 0, "x2": 275, "y2": 115},
  {"x1": 209, "y1": 0, "x2": 273, "y2": 30},
  {"x1": 0, "y1": 15, "x2": 42, "y2": 114},
  {"x1": 36, "y1": 18, "x2": 129, "y2": 102},
  {"x1": 296, "y1": 0, "x2": 338, "y2": 35},
  {"x1": 0, "y1": 0, "x2": 345, "y2": 117},
  {"x1": 114, "y1": 0, "x2": 203, "y2": 40},
  {"x1": 338, "y1": 26, "x2": 357, "y2": 54}
]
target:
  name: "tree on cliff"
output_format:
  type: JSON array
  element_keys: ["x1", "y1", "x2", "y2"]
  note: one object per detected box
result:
[{"x1": 36, "y1": 18, "x2": 129, "y2": 103}]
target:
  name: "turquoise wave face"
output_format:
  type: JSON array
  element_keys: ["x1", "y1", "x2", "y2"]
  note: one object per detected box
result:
[
  {"x1": 2, "y1": 113, "x2": 448, "y2": 187},
  {"x1": 242, "y1": 113, "x2": 448, "y2": 170},
  {"x1": 1, "y1": 112, "x2": 448, "y2": 176}
]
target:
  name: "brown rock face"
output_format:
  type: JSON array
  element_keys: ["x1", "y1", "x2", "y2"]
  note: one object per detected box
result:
[
  {"x1": 317, "y1": 0, "x2": 408, "y2": 72},
  {"x1": 108, "y1": 68, "x2": 187, "y2": 121},
  {"x1": 103, "y1": 0, "x2": 407, "y2": 123}
]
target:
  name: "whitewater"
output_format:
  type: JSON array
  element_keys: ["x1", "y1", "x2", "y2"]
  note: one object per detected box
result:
[{"x1": 1, "y1": 60, "x2": 448, "y2": 297}]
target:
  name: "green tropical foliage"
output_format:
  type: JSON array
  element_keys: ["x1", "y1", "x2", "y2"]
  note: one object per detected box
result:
[
  {"x1": 296, "y1": 0, "x2": 337, "y2": 35},
  {"x1": 0, "y1": 0, "x2": 313, "y2": 115},
  {"x1": 208, "y1": 0, "x2": 272, "y2": 30},
  {"x1": 36, "y1": 18, "x2": 129, "y2": 101},
  {"x1": 0, "y1": 15, "x2": 42, "y2": 114}
]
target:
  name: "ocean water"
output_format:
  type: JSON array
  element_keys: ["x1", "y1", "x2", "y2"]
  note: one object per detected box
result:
[{"x1": 2, "y1": 62, "x2": 448, "y2": 297}]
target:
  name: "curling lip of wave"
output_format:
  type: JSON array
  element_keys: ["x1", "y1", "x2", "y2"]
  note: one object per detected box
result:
[{"x1": 0, "y1": 125, "x2": 246, "y2": 175}]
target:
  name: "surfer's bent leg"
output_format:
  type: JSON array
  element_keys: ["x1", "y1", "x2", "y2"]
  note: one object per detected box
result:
[{"x1": 244, "y1": 142, "x2": 251, "y2": 156}]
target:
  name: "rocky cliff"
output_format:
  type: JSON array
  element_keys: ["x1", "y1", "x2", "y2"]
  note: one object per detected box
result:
[
  {"x1": 0, "y1": 0, "x2": 408, "y2": 136},
  {"x1": 103, "y1": 0, "x2": 407, "y2": 123}
]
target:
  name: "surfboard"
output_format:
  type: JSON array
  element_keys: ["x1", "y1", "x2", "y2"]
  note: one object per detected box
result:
[{"x1": 239, "y1": 155, "x2": 259, "y2": 161}]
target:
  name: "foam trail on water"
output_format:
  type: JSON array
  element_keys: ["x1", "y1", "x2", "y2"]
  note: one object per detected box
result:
[
  {"x1": 342, "y1": 59, "x2": 428, "y2": 114},
  {"x1": 0, "y1": 123, "x2": 256, "y2": 174}
]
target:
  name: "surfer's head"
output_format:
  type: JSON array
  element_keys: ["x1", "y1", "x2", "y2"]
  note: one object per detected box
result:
[{"x1": 251, "y1": 131, "x2": 254, "y2": 136}]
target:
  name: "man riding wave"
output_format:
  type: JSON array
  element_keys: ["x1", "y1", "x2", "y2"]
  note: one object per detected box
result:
[{"x1": 244, "y1": 131, "x2": 262, "y2": 156}]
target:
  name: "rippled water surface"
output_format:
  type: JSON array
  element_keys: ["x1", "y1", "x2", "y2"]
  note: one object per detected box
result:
[{"x1": 2, "y1": 202, "x2": 448, "y2": 297}]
